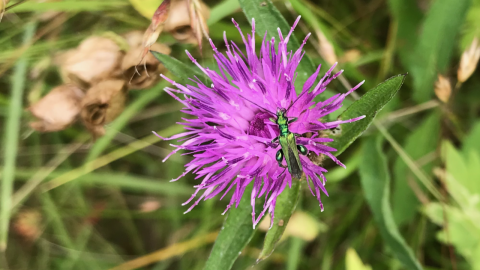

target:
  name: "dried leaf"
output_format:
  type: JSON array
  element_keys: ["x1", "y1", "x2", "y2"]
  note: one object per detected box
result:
[
  {"x1": 81, "y1": 80, "x2": 128, "y2": 137},
  {"x1": 164, "y1": 0, "x2": 210, "y2": 44},
  {"x1": 340, "y1": 49, "x2": 362, "y2": 64},
  {"x1": 315, "y1": 29, "x2": 337, "y2": 65},
  {"x1": 29, "y1": 84, "x2": 84, "y2": 132},
  {"x1": 122, "y1": 31, "x2": 171, "y2": 89},
  {"x1": 0, "y1": 0, "x2": 9, "y2": 22},
  {"x1": 434, "y1": 75, "x2": 452, "y2": 103},
  {"x1": 139, "y1": 200, "x2": 161, "y2": 212},
  {"x1": 57, "y1": 36, "x2": 124, "y2": 87},
  {"x1": 458, "y1": 37, "x2": 480, "y2": 83}
]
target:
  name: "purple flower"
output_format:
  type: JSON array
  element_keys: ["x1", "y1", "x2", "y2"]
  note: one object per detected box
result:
[{"x1": 155, "y1": 16, "x2": 365, "y2": 228}]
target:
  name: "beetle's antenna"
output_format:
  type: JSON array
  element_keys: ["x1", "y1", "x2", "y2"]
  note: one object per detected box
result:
[
  {"x1": 238, "y1": 94, "x2": 276, "y2": 116},
  {"x1": 286, "y1": 89, "x2": 309, "y2": 113}
]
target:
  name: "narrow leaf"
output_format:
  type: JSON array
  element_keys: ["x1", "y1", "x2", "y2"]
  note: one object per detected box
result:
[
  {"x1": 202, "y1": 184, "x2": 259, "y2": 270},
  {"x1": 0, "y1": 22, "x2": 36, "y2": 251},
  {"x1": 359, "y1": 136, "x2": 423, "y2": 270},
  {"x1": 411, "y1": 0, "x2": 470, "y2": 103},
  {"x1": 257, "y1": 180, "x2": 301, "y2": 261},
  {"x1": 150, "y1": 51, "x2": 209, "y2": 84},
  {"x1": 328, "y1": 74, "x2": 406, "y2": 156}
]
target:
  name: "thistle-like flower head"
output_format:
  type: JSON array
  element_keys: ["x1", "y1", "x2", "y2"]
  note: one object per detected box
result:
[{"x1": 156, "y1": 16, "x2": 365, "y2": 227}]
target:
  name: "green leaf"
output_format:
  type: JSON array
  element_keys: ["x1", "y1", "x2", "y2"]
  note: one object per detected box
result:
[
  {"x1": 359, "y1": 136, "x2": 423, "y2": 270},
  {"x1": 387, "y1": 0, "x2": 423, "y2": 69},
  {"x1": 424, "y1": 203, "x2": 480, "y2": 269},
  {"x1": 258, "y1": 180, "x2": 301, "y2": 261},
  {"x1": 462, "y1": 120, "x2": 480, "y2": 157},
  {"x1": 238, "y1": 0, "x2": 316, "y2": 94},
  {"x1": 328, "y1": 74, "x2": 406, "y2": 156},
  {"x1": 392, "y1": 111, "x2": 440, "y2": 226},
  {"x1": 208, "y1": 0, "x2": 241, "y2": 25},
  {"x1": 150, "y1": 51, "x2": 209, "y2": 84},
  {"x1": 411, "y1": 0, "x2": 471, "y2": 103},
  {"x1": 442, "y1": 141, "x2": 480, "y2": 207},
  {"x1": 460, "y1": 2, "x2": 480, "y2": 50},
  {"x1": 202, "y1": 184, "x2": 259, "y2": 270}
]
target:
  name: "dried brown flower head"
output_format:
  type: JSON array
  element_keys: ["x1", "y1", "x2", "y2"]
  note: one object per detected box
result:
[
  {"x1": 81, "y1": 80, "x2": 128, "y2": 137},
  {"x1": 458, "y1": 37, "x2": 480, "y2": 83},
  {"x1": 29, "y1": 84, "x2": 84, "y2": 132},
  {"x1": 122, "y1": 31, "x2": 172, "y2": 89},
  {"x1": 164, "y1": 0, "x2": 210, "y2": 45},
  {"x1": 58, "y1": 36, "x2": 124, "y2": 87},
  {"x1": 139, "y1": 0, "x2": 171, "y2": 64}
]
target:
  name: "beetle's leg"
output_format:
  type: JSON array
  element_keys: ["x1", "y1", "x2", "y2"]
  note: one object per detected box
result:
[
  {"x1": 276, "y1": 149, "x2": 287, "y2": 168},
  {"x1": 297, "y1": 145, "x2": 308, "y2": 155},
  {"x1": 269, "y1": 117, "x2": 277, "y2": 124},
  {"x1": 288, "y1": 117, "x2": 298, "y2": 124},
  {"x1": 271, "y1": 136, "x2": 279, "y2": 144}
]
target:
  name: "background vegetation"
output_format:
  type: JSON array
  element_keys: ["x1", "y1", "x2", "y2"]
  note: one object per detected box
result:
[{"x1": 1, "y1": 0, "x2": 480, "y2": 269}]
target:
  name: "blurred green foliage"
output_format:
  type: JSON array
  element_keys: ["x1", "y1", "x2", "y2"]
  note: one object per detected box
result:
[{"x1": 1, "y1": 0, "x2": 480, "y2": 269}]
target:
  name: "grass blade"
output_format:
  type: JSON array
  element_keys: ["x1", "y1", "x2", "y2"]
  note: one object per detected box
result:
[
  {"x1": 392, "y1": 112, "x2": 440, "y2": 226},
  {"x1": 359, "y1": 136, "x2": 423, "y2": 270},
  {"x1": 0, "y1": 22, "x2": 36, "y2": 251},
  {"x1": 42, "y1": 125, "x2": 183, "y2": 191}
]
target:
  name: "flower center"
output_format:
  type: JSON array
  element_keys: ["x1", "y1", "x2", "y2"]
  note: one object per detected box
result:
[{"x1": 248, "y1": 112, "x2": 274, "y2": 138}]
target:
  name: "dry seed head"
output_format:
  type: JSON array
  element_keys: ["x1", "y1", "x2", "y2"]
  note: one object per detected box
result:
[
  {"x1": 458, "y1": 37, "x2": 480, "y2": 83},
  {"x1": 81, "y1": 80, "x2": 128, "y2": 138},
  {"x1": 164, "y1": 0, "x2": 210, "y2": 44},
  {"x1": 58, "y1": 36, "x2": 124, "y2": 87},
  {"x1": 434, "y1": 75, "x2": 452, "y2": 103},
  {"x1": 122, "y1": 39, "x2": 171, "y2": 89},
  {"x1": 29, "y1": 84, "x2": 84, "y2": 132}
]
